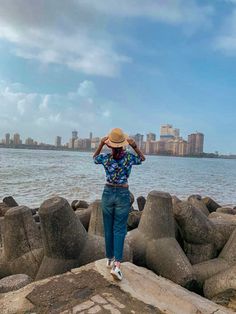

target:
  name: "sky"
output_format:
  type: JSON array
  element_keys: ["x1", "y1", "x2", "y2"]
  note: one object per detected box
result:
[{"x1": 0, "y1": 0, "x2": 236, "y2": 154}]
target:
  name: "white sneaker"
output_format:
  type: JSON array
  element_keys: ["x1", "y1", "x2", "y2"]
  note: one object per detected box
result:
[
  {"x1": 106, "y1": 258, "x2": 114, "y2": 269},
  {"x1": 110, "y1": 266, "x2": 123, "y2": 281}
]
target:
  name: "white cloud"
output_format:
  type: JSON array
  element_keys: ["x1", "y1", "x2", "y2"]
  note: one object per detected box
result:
[
  {"x1": 0, "y1": 80, "x2": 113, "y2": 143},
  {"x1": 84, "y1": 0, "x2": 213, "y2": 26},
  {"x1": 214, "y1": 9, "x2": 236, "y2": 54},
  {"x1": 0, "y1": 0, "x2": 213, "y2": 76},
  {"x1": 77, "y1": 81, "x2": 96, "y2": 98}
]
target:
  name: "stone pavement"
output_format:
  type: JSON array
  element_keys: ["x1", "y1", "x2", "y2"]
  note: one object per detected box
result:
[
  {"x1": 25, "y1": 268, "x2": 160, "y2": 313},
  {"x1": 0, "y1": 259, "x2": 234, "y2": 314}
]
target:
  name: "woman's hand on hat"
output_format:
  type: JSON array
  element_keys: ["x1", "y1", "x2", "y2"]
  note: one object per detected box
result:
[
  {"x1": 127, "y1": 138, "x2": 136, "y2": 148},
  {"x1": 101, "y1": 136, "x2": 108, "y2": 146}
]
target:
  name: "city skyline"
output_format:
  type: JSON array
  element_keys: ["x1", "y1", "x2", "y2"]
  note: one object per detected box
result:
[
  {"x1": 0, "y1": 1, "x2": 236, "y2": 154},
  {"x1": 1, "y1": 124, "x2": 205, "y2": 157}
]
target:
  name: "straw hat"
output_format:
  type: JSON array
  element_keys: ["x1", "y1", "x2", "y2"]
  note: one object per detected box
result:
[{"x1": 105, "y1": 128, "x2": 129, "y2": 148}]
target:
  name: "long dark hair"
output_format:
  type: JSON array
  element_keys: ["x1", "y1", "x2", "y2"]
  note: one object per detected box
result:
[{"x1": 112, "y1": 147, "x2": 125, "y2": 160}]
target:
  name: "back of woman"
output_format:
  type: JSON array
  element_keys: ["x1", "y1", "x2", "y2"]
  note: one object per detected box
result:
[{"x1": 93, "y1": 128, "x2": 145, "y2": 281}]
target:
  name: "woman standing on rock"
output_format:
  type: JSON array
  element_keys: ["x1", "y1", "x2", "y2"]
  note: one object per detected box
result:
[{"x1": 93, "y1": 128, "x2": 145, "y2": 280}]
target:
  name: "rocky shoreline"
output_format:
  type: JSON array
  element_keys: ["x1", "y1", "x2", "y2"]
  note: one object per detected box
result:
[{"x1": 0, "y1": 192, "x2": 236, "y2": 312}]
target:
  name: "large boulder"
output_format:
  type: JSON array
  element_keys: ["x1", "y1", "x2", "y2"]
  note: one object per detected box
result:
[{"x1": 0, "y1": 274, "x2": 32, "y2": 293}]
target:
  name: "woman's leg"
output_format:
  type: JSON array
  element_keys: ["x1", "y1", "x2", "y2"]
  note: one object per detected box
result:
[
  {"x1": 101, "y1": 187, "x2": 115, "y2": 259},
  {"x1": 113, "y1": 188, "x2": 130, "y2": 262}
]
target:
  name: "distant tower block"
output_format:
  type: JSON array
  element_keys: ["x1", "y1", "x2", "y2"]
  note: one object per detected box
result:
[
  {"x1": 55, "y1": 136, "x2": 62, "y2": 147},
  {"x1": 72, "y1": 130, "x2": 78, "y2": 139},
  {"x1": 5, "y1": 133, "x2": 10, "y2": 145}
]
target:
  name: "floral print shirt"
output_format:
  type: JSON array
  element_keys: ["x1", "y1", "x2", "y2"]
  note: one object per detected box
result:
[{"x1": 94, "y1": 151, "x2": 142, "y2": 184}]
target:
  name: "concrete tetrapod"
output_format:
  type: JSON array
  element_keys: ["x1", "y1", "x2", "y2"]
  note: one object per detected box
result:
[
  {"x1": 146, "y1": 237, "x2": 196, "y2": 288},
  {"x1": 192, "y1": 228, "x2": 236, "y2": 289},
  {"x1": 3, "y1": 206, "x2": 44, "y2": 278},
  {"x1": 127, "y1": 210, "x2": 142, "y2": 231},
  {"x1": 0, "y1": 250, "x2": 11, "y2": 279},
  {"x1": 137, "y1": 196, "x2": 146, "y2": 211},
  {"x1": 36, "y1": 197, "x2": 132, "y2": 280},
  {"x1": 193, "y1": 258, "x2": 230, "y2": 289},
  {"x1": 173, "y1": 201, "x2": 224, "y2": 251},
  {"x1": 219, "y1": 228, "x2": 236, "y2": 265},
  {"x1": 184, "y1": 242, "x2": 217, "y2": 265},
  {"x1": 75, "y1": 205, "x2": 92, "y2": 231},
  {"x1": 210, "y1": 218, "x2": 236, "y2": 248},
  {"x1": 209, "y1": 212, "x2": 236, "y2": 222},
  {"x1": 188, "y1": 196, "x2": 210, "y2": 216},
  {"x1": 202, "y1": 196, "x2": 220, "y2": 213},
  {"x1": 216, "y1": 207, "x2": 236, "y2": 215},
  {"x1": 204, "y1": 264, "x2": 236, "y2": 299},
  {"x1": 127, "y1": 191, "x2": 195, "y2": 287},
  {"x1": 88, "y1": 200, "x2": 104, "y2": 237}
]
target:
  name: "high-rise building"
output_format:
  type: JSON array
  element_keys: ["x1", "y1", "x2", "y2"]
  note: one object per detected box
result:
[
  {"x1": 160, "y1": 124, "x2": 175, "y2": 141},
  {"x1": 173, "y1": 128, "x2": 180, "y2": 138},
  {"x1": 160, "y1": 124, "x2": 178, "y2": 141},
  {"x1": 55, "y1": 136, "x2": 62, "y2": 147},
  {"x1": 130, "y1": 133, "x2": 144, "y2": 149},
  {"x1": 89, "y1": 132, "x2": 93, "y2": 140},
  {"x1": 196, "y1": 133, "x2": 204, "y2": 154},
  {"x1": 145, "y1": 140, "x2": 157, "y2": 154},
  {"x1": 69, "y1": 130, "x2": 78, "y2": 149},
  {"x1": 68, "y1": 138, "x2": 74, "y2": 149},
  {"x1": 179, "y1": 140, "x2": 187, "y2": 156},
  {"x1": 156, "y1": 140, "x2": 167, "y2": 154},
  {"x1": 187, "y1": 132, "x2": 204, "y2": 155},
  {"x1": 72, "y1": 130, "x2": 78, "y2": 139},
  {"x1": 5, "y1": 133, "x2": 10, "y2": 145},
  {"x1": 25, "y1": 138, "x2": 34, "y2": 145},
  {"x1": 91, "y1": 137, "x2": 100, "y2": 149},
  {"x1": 13, "y1": 133, "x2": 20, "y2": 145},
  {"x1": 146, "y1": 133, "x2": 156, "y2": 142}
]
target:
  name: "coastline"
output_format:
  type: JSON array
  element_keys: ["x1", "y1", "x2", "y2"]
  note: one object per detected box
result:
[{"x1": 0, "y1": 144, "x2": 235, "y2": 160}]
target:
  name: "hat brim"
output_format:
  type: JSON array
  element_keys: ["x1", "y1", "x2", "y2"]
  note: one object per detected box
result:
[{"x1": 105, "y1": 133, "x2": 129, "y2": 148}]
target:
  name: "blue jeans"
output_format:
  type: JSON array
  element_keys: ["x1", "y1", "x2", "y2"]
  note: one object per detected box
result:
[{"x1": 102, "y1": 185, "x2": 130, "y2": 262}]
